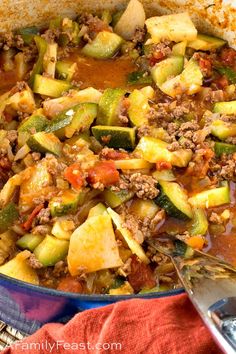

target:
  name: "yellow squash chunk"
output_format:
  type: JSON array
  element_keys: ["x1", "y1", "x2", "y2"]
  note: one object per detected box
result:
[
  {"x1": 114, "y1": 159, "x2": 153, "y2": 170},
  {"x1": 68, "y1": 214, "x2": 123, "y2": 275},
  {"x1": 19, "y1": 162, "x2": 54, "y2": 212},
  {"x1": 0, "y1": 250, "x2": 39, "y2": 285},
  {"x1": 145, "y1": 13, "x2": 197, "y2": 44},
  {"x1": 135, "y1": 137, "x2": 172, "y2": 163}
]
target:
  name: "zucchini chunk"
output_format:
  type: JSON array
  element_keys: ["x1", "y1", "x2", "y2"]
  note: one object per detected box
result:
[
  {"x1": 135, "y1": 136, "x2": 192, "y2": 166},
  {"x1": 152, "y1": 169, "x2": 176, "y2": 182},
  {"x1": 43, "y1": 88, "x2": 102, "y2": 118},
  {"x1": 88, "y1": 203, "x2": 107, "y2": 218},
  {"x1": 187, "y1": 34, "x2": 226, "y2": 51},
  {"x1": 51, "y1": 219, "x2": 75, "y2": 240},
  {"x1": 81, "y1": 31, "x2": 123, "y2": 59},
  {"x1": 155, "y1": 181, "x2": 193, "y2": 220},
  {"x1": 188, "y1": 182, "x2": 230, "y2": 208},
  {"x1": 49, "y1": 189, "x2": 85, "y2": 217},
  {"x1": 18, "y1": 113, "x2": 49, "y2": 146},
  {"x1": 28, "y1": 36, "x2": 47, "y2": 87},
  {"x1": 27, "y1": 131, "x2": 62, "y2": 156},
  {"x1": 46, "y1": 103, "x2": 97, "y2": 138},
  {"x1": 211, "y1": 120, "x2": 236, "y2": 140},
  {"x1": 135, "y1": 137, "x2": 172, "y2": 163},
  {"x1": 17, "y1": 233, "x2": 45, "y2": 251},
  {"x1": 128, "y1": 89, "x2": 150, "y2": 127},
  {"x1": 68, "y1": 214, "x2": 123, "y2": 275},
  {"x1": 64, "y1": 103, "x2": 97, "y2": 138},
  {"x1": 33, "y1": 74, "x2": 72, "y2": 97},
  {"x1": 56, "y1": 61, "x2": 77, "y2": 81},
  {"x1": 214, "y1": 142, "x2": 236, "y2": 157},
  {"x1": 129, "y1": 199, "x2": 159, "y2": 220},
  {"x1": 96, "y1": 88, "x2": 126, "y2": 126},
  {"x1": 0, "y1": 202, "x2": 19, "y2": 233},
  {"x1": 145, "y1": 13, "x2": 197, "y2": 44},
  {"x1": 160, "y1": 58, "x2": 203, "y2": 97},
  {"x1": 213, "y1": 101, "x2": 236, "y2": 115},
  {"x1": 16, "y1": 26, "x2": 39, "y2": 45},
  {"x1": 172, "y1": 41, "x2": 187, "y2": 56},
  {"x1": 34, "y1": 235, "x2": 69, "y2": 267},
  {"x1": 215, "y1": 66, "x2": 236, "y2": 84},
  {"x1": 127, "y1": 71, "x2": 152, "y2": 85},
  {"x1": 103, "y1": 189, "x2": 134, "y2": 208},
  {"x1": 190, "y1": 208, "x2": 208, "y2": 236},
  {"x1": 0, "y1": 250, "x2": 39, "y2": 285},
  {"x1": 92, "y1": 125, "x2": 136, "y2": 150},
  {"x1": 151, "y1": 56, "x2": 184, "y2": 88}
]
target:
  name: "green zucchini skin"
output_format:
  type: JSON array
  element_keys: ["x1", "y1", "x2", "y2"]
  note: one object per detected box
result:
[
  {"x1": 154, "y1": 181, "x2": 192, "y2": 220},
  {"x1": 214, "y1": 142, "x2": 236, "y2": 157},
  {"x1": 155, "y1": 189, "x2": 189, "y2": 220},
  {"x1": 27, "y1": 132, "x2": 62, "y2": 156},
  {"x1": 0, "y1": 202, "x2": 19, "y2": 233},
  {"x1": 92, "y1": 125, "x2": 136, "y2": 150}
]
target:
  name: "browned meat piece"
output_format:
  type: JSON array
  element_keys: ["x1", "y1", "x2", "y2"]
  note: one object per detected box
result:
[
  {"x1": 28, "y1": 253, "x2": 43, "y2": 269},
  {"x1": 36, "y1": 208, "x2": 51, "y2": 225},
  {"x1": 209, "y1": 212, "x2": 223, "y2": 224},
  {"x1": 129, "y1": 173, "x2": 159, "y2": 200}
]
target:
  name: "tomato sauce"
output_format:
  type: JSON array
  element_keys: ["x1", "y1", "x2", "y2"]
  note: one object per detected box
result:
[
  {"x1": 69, "y1": 50, "x2": 137, "y2": 90},
  {"x1": 1, "y1": 48, "x2": 236, "y2": 270}
]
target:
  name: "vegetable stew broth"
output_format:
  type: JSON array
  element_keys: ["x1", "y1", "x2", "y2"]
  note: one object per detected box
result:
[{"x1": 2, "y1": 0, "x2": 236, "y2": 295}]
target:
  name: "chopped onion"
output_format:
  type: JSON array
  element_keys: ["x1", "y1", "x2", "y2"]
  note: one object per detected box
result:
[{"x1": 114, "y1": 0, "x2": 146, "y2": 40}]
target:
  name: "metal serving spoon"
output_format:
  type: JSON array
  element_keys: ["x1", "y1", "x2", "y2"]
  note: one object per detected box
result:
[{"x1": 148, "y1": 238, "x2": 236, "y2": 354}]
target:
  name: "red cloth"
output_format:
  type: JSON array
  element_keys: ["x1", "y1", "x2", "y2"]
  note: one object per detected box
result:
[{"x1": 3, "y1": 293, "x2": 222, "y2": 354}]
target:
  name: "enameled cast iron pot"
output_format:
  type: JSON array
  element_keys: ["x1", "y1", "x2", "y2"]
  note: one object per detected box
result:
[{"x1": 0, "y1": 0, "x2": 236, "y2": 334}]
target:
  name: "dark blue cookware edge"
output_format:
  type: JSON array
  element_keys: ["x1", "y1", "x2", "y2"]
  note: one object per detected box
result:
[{"x1": 0, "y1": 274, "x2": 184, "y2": 334}]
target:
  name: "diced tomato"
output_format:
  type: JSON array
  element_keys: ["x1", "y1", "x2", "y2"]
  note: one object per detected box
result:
[
  {"x1": 215, "y1": 75, "x2": 229, "y2": 89},
  {"x1": 57, "y1": 276, "x2": 83, "y2": 293},
  {"x1": 22, "y1": 203, "x2": 44, "y2": 231},
  {"x1": 64, "y1": 163, "x2": 84, "y2": 190},
  {"x1": 220, "y1": 48, "x2": 236, "y2": 66},
  {"x1": 156, "y1": 161, "x2": 172, "y2": 171},
  {"x1": 149, "y1": 52, "x2": 165, "y2": 66},
  {"x1": 128, "y1": 255, "x2": 156, "y2": 292},
  {"x1": 199, "y1": 57, "x2": 212, "y2": 76},
  {"x1": 87, "y1": 160, "x2": 119, "y2": 187}
]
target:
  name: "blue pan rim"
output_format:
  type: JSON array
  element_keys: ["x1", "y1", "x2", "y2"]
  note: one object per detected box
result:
[{"x1": 0, "y1": 273, "x2": 184, "y2": 301}]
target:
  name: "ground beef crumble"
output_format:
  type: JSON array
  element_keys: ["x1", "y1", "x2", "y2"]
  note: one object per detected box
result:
[
  {"x1": 28, "y1": 254, "x2": 43, "y2": 269},
  {"x1": 36, "y1": 208, "x2": 51, "y2": 225},
  {"x1": 129, "y1": 173, "x2": 159, "y2": 200}
]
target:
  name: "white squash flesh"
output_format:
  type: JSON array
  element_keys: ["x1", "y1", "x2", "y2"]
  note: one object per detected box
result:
[
  {"x1": 0, "y1": 250, "x2": 39, "y2": 285},
  {"x1": 114, "y1": 0, "x2": 146, "y2": 40},
  {"x1": 43, "y1": 87, "x2": 102, "y2": 118},
  {"x1": 107, "y1": 208, "x2": 150, "y2": 264},
  {"x1": 68, "y1": 214, "x2": 123, "y2": 275},
  {"x1": 145, "y1": 13, "x2": 197, "y2": 44},
  {"x1": 160, "y1": 59, "x2": 203, "y2": 97}
]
